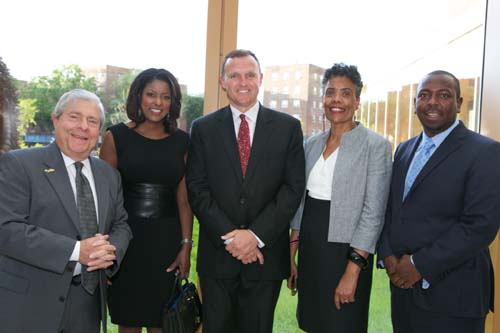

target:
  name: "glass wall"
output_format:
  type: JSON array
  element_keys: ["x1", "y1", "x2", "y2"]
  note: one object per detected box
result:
[
  {"x1": 237, "y1": 0, "x2": 487, "y2": 331},
  {"x1": 238, "y1": 0, "x2": 486, "y2": 150}
]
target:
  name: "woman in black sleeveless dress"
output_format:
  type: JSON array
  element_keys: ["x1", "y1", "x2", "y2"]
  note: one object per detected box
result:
[{"x1": 100, "y1": 68, "x2": 193, "y2": 333}]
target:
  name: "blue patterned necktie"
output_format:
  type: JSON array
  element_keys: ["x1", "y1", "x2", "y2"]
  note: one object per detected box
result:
[
  {"x1": 403, "y1": 139, "x2": 435, "y2": 200},
  {"x1": 74, "y1": 161, "x2": 99, "y2": 294}
]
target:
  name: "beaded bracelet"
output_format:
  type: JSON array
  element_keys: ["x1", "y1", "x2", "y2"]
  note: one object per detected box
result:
[{"x1": 180, "y1": 238, "x2": 194, "y2": 245}]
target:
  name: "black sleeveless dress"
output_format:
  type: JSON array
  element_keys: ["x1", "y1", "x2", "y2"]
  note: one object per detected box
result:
[{"x1": 107, "y1": 123, "x2": 189, "y2": 327}]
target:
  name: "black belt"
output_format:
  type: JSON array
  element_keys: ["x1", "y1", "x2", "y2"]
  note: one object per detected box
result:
[{"x1": 124, "y1": 183, "x2": 177, "y2": 219}]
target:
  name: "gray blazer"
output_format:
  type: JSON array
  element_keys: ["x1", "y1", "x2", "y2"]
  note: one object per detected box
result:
[
  {"x1": 0, "y1": 143, "x2": 132, "y2": 333},
  {"x1": 291, "y1": 123, "x2": 392, "y2": 253}
]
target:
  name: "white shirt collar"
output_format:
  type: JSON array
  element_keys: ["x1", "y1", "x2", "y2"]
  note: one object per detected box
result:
[
  {"x1": 423, "y1": 119, "x2": 459, "y2": 149},
  {"x1": 61, "y1": 152, "x2": 91, "y2": 170},
  {"x1": 230, "y1": 102, "x2": 260, "y2": 123}
]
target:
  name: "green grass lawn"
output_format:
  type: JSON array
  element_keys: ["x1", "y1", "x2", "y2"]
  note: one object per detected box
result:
[{"x1": 108, "y1": 222, "x2": 393, "y2": 332}]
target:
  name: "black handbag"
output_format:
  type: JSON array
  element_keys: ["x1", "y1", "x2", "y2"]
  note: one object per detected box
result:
[{"x1": 162, "y1": 275, "x2": 202, "y2": 333}]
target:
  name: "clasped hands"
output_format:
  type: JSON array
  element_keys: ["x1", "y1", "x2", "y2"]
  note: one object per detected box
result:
[
  {"x1": 383, "y1": 254, "x2": 421, "y2": 289},
  {"x1": 79, "y1": 233, "x2": 116, "y2": 271},
  {"x1": 222, "y1": 230, "x2": 264, "y2": 265}
]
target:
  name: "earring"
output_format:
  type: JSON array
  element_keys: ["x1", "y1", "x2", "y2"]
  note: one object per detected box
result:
[{"x1": 138, "y1": 108, "x2": 142, "y2": 117}]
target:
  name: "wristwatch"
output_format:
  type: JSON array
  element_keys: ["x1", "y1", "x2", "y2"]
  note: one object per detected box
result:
[{"x1": 347, "y1": 249, "x2": 368, "y2": 270}]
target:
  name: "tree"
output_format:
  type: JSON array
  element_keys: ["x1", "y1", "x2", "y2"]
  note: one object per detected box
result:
[
  {"x1": 17, "y1": 99, "x2": 38, "y2": 148},
  {"x1": 18, "y1": 64, "x2": 98, "y2": 132},
  {"x1": 0, "y1": 57, "x2": 18, "y2": 153},
  {"x1": 182, "y1": 95, "x2": 203, "y2": 130},
  {"x1": 105, "y1": 70, "x2": 139, "y2": 127}
]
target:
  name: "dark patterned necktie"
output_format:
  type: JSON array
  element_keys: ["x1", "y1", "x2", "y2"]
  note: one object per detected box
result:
[
  {"x1": 237, "y1": 114, "x2": 251, "y2": 177},
  {"x1": 74, "y1": 161, "x2": 99, "y2": 294}
]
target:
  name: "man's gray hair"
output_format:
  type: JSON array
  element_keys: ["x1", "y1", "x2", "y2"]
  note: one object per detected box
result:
[{"x1": 53, "y1": 89, "x2": 106, "y2": 129}]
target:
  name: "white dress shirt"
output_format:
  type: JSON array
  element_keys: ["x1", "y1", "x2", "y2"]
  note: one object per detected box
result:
[
  {"x1": 227, "y1": 102, "x2": 265, "y2": 248},
  {"x1": 307, "y1": 149, "x2": 339, "y2": 200},
  {"x1": 230, "y1": 102, "x2": 260, "y2": 145}
]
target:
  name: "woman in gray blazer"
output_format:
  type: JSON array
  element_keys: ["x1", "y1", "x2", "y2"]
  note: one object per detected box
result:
[{"x1": 288, "y1": 64, "x2": 392, "y2": 333}]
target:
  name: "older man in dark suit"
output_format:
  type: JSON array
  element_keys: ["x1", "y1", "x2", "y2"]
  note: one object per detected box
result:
[
  {"x1": 378, "y1": 70, "x2": 500, "y2": 333},
  {"x1": 0, "y1": 89, "x2": 132, "y2": 333},
  {"x1": 186, "y1": 49, "x2": 305, "y2": 333}
]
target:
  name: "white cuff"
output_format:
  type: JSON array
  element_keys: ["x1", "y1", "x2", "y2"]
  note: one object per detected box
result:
[
  {"x1": 70, "y1": 241, "x2": 80, "y2": 261},
  {"x1": 248, "y1": 230, "x2": 265, "y2": 248},
  {"x1": 411, "y1": 255, "x2": 430, "y2": 289},
  {"x1": 70, "y1": 241, "x2": 82, "y2": 275}
]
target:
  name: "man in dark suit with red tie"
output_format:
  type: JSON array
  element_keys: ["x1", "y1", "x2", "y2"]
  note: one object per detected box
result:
[
  {"x1": 378, "y1": 70, "x2": 500, "y2": 333},
  {"x1": 186, "y1": 49, "x2": 305, "y2": 333}
]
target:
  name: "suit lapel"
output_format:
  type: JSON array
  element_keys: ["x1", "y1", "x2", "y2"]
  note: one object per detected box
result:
[
  {"x1": 409, "y1": 124, "x2": 465, "y2": 194},
  {"x1": 42, "y1": 143, "x2": 80, "y2": 231},
  {"x1": 244, "y1": 106, "x2": 273, "y2": 181},
  {"x1": 216, "y1": 106, "x2": 243, "y2": 182},
  {"x1": 398, "y1": 136, "x2": 421, "y2": 202},
  {"x1": 305, "y1": 132, "x2": 328, "y2": 179},
  {"x1": 89, "y1": 158, "x2": 108, "y2": 234}
]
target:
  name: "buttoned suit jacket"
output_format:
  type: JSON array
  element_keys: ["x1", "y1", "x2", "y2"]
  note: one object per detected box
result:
[
  {"x1": 378, "y1": 122, "x2": 500, "y2": 318},
  {"x1": 186, "y1": 105, "x2": 305, "y2": 280},
  {"x1": 0, "y1": 143, "x2": 132, "y2": 333}
]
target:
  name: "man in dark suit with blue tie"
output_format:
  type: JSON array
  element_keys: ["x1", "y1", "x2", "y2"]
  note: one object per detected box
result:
[
  {"x1": 378, "y1": 70, "x2": 500, "y2": 333},
  {"x1": 186, "y1": 49, "x2": 305, "y2": 333},
  {"x1": 0, "y1": 89, "x2": 132, "y2": 333}
]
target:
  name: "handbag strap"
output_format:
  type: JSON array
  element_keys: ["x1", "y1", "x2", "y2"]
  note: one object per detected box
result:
[
  {"x1": 166, "y1": 275, "x2": 192, "y2": 305},
  {"x1": 166, "y1": 274, "x2": 182, "y2": 305}
]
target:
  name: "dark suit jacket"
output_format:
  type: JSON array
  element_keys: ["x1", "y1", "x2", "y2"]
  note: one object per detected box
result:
[
  {"x1": 378, "y1": 122, "x2": 500, "y2": 318},
  {"x1": 186, "y1": 105, "x2": 305, "y2": 280},
  {"x1": 0, "y1": 143, "x2": 132, "y2": 333}
]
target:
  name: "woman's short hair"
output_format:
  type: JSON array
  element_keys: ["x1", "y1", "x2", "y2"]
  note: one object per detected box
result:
[
  {"x1": 126, "y1": 68, "x2": 182, "y2": 134},
  {"x1": 322, "y1": 63, "x2": 363, "y2": 98}
]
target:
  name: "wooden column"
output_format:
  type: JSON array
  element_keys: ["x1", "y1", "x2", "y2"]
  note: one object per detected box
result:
[
  {"x1": 203, "y1": 0, "x2": 238, "y2": 114},
  {"x1": 481, "y1": 0, "x2": 500, "y2": 331}
]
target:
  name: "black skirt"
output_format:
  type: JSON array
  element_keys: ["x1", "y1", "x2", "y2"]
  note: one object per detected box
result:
[{"x1": 297, "y1": 196, "x2": 373, "y2": 333}]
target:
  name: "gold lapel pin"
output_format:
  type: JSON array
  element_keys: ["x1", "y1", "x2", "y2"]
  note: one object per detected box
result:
[{"x1": 44, "y1": 168, "x2": 56, "y2": 173}]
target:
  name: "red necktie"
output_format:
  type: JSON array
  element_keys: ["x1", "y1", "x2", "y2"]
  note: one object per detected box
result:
[{"x1": 237, "y1": 114, "x2": 251, "y2": 177}]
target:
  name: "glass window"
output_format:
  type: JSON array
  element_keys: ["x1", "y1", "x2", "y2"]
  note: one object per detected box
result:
[
  {"x1": 293, "y1": 99, "x2": 300, "y2": 108},
  {"x1": 294, "y1": 86, "x2": 301, "y2": 96},
  {"x1": 281, "y1": 100, "x2": 289, "y2": 108},
  {"x1": 237, "y1": 1, "x2": 488, "y2": 330},
  {"x1": 238, "y1": 0, "x2": 487, "y2": 144}
]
